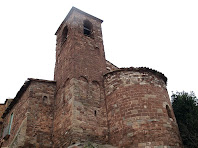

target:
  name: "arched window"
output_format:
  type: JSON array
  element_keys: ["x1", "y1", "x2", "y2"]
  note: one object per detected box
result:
[
  {"x1": 43, "y1": 95, "x2": 50, "y2": 105},
  {"x1": 62, "y1": 26, "x2": 68, "y2": 44},
  {"x1": 166, "y1": 105, "x2": 173, "y2": 119},
  {"x1": 83, "y1": 20, "x2": 93, "y2": 37}
]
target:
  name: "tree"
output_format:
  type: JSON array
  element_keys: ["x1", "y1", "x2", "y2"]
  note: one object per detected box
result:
[{"x1": 171, "y1": 91, "x2": 198, "y2": 148}]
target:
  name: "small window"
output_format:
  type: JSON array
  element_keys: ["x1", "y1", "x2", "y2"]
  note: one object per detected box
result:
[
  {"x1": 2, "y1": 113, "x2": 14, "y2": 140},
  {"x1": 166, "y1": 105, "x2": 172, "y2": 119},
  {"x1": 8, "y1": 113, "x2": 14, "y2": 134},
  {"x1": 61, "y1": 26, "x2": 68, "y2": 44},
  {"x1": 43, "y1": 96, "x2": 48, "y2": 104},
  {"x1": 43, "y1": 95, "x2": 50, "y2": 105},
  {"x1": 83, "y1": 20, "x2": 93, "y2": 37}
]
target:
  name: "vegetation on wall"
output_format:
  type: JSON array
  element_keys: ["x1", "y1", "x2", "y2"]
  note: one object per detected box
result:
[{"x1": 171, "y1": 91, "x2": 198, "y2": 148}]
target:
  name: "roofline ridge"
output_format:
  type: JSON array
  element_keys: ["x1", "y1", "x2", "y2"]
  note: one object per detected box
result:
[{"x1": 104, "y1": 66, "x2": 167, "y2": 85}]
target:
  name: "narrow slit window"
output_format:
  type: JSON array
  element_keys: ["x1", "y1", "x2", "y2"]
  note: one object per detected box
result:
[
  {"x1": 8, "y1": 113, "x2": 14, "y2": 134},
  {"x1": 166, "y1": 105, "x2": 172, "y2": 119}
]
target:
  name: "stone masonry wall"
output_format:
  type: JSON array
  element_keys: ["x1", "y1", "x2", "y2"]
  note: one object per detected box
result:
[
  {"x1": 54, "y1": 9, "x2": 106, "y2": 89},
  {"x1": 53, "y1": 8, "x2": 108, "y2": 147},
  {"x1": 53, "y1": 78, "x2": 74, "y2": 147},
  {"x1": 1, "y1": 80, "x2": 55, "y2": 148},
  {"x1": 26, "y1": 80, "x2": 56, "y2": 147},
  {"x1": 0, "y1": 7, "x2": 184, "y2": 148},
  {"x1": 0, "y1": 104, "x2": 5, "y2": 138},
  {"x1": 106, "y1": 61, "x2": 118, "y2": 72},
  {"x1": 1, "y1": 87, "x2": 29, "y2": 147},
  {"x1": 53, "y1": 78, "x2": 108, "y2": 147},
  {"x1": 0, "y1": 104, "x2": 6, "y2": 123},
  {"x1": 71, "y1": 77, "x2": 108, "y2": 144},
  {"x1": 104, "y1": 70, "x2": 183, "y2": 148}
]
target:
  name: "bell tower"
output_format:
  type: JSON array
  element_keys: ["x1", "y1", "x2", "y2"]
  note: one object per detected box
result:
[
  {"x1": 53, "y1": 7, "x2": 108, "y2": 147},
  {"x1": 54, "y1": 7, "x2": 106, "y2": 89}
]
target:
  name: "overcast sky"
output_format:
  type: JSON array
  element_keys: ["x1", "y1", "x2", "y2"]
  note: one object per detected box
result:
[{"x1": 0, "y1": 0, "x2": 197, "y2": 103}]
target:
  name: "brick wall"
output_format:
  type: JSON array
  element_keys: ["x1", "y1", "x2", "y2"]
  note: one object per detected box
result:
[{"x1": 104, "y1": 69, "x2": 183, "y2": 148}]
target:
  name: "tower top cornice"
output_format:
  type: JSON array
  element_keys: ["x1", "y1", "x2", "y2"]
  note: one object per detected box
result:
[{"x1": 55, "y1": 7, "x2": 103, "y2": 35}]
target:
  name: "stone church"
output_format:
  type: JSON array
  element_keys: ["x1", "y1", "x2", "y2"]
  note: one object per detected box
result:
[{"x1": 0, "y1": 7, "x2": 183, "y2": 148}]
